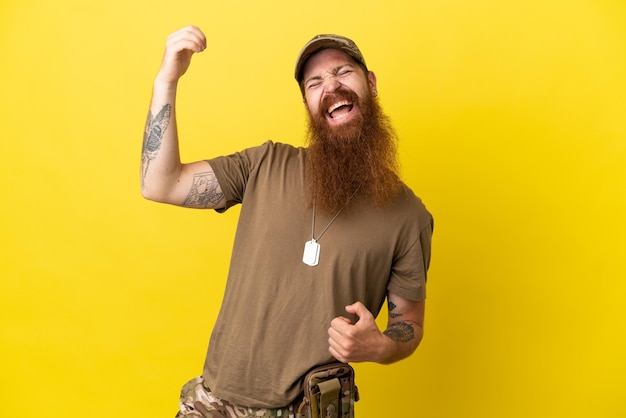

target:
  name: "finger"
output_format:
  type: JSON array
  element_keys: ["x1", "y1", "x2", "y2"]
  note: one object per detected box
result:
[
  {"x1": 334, "y1": 316, "x2": 352, "y2": 325},
  {"x1": 345, "y1": 301, "x2": 372, "y2": 320},
  {"x1": 328, "y1": 333, "x2": 349, "y2": 360},
  {"x1": 327, "y1": 324, "x2": 345, "y2": 342},
  {"x1": 169, "y1": 25, "x2": 206, "y2": 43},
  {"x1": 167, "y1": 26, "x2": 207, "y2": 52},
  {"x1": 329, "y1": 316, "x2": 353, "y2": 335},
  {"x1": 328, "y1": 345, "x2": 347, "y2": 363},
  {"x1": 167, "y1": 36, "x2": 205, "y2": 53}
]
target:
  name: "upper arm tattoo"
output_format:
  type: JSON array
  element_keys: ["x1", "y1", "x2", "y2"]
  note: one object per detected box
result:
[
  {"x1": 141, "y1": 104, "x2": 172, "y2": 186},
  {"x1": 182, "y1": 171, "x2": 224, "y2": 208},
  {"x1": 388, "y1": 300, "x2": 402, "y2": 319}
]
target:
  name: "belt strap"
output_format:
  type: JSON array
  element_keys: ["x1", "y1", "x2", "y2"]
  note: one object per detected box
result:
[{"x1": 318, "y1": 378, "x2": 341, "y2": 418}]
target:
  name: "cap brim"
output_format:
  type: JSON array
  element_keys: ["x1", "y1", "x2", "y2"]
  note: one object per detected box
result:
[{"x1": 294, "y1": 36, "x2": 366, "y2": 82}]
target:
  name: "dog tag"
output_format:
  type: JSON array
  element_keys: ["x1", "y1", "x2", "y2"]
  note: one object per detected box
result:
[{"x1": 302, "y1": 239, "x2": 320, "y2": 266}]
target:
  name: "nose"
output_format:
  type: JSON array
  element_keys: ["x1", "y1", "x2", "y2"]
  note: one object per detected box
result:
[{"x1": 322, "y1": 76, "x2": 341, "y2": 93}]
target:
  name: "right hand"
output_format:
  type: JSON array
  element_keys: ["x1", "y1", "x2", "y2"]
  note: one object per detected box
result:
[{"x1": 155, "y1": 25, "x2": 207, "y2": 85}]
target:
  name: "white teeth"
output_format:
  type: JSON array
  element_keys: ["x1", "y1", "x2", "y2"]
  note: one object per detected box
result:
[
  {"x1": 327, "y1": 100, "x2": 351, "y2": 114},
  {"x1": 332, "y1": 112, "x2": 350, "y2": 120}
]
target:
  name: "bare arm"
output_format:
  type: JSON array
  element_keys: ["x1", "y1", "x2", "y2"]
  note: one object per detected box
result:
[
  {"x1": 328, "y1": 293, "x2": 425, "y2": 364},
  {"x1": 380, "y1": 293, "x2": 425, "y2": 363},
  {"x1": 141, "y1": 26, "x2": 226, "y2": 209}
]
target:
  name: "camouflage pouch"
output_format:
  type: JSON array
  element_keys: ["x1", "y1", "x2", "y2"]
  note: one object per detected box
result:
[{"x1": 296, "y1": 362, "x2": 359, "y2": 418}]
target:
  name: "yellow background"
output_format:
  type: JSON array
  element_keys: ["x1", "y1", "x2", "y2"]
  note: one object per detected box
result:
[{"x1": 1, "y1": 0, "x2": 625, "y2": 417}]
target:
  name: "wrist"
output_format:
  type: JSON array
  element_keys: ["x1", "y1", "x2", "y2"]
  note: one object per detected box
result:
[
  {"x1": 153, "y1": 76, "x2": 179, "y2": 93},
  {"x1": 151, "y1": 79, "x2": 179, "y2": 106}
]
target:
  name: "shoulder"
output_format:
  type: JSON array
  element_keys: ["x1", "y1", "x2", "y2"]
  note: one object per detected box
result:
[
  {"x1": 256, "y1": 141, "x2": 308, "y2": 170},
  {"x1": 264, "y1": 140, "x2": 306, "y2": 156},
  {"x1": 396, "y1": 184, "x2": 433, "y2": 227},
  {"x1": 209, "y1": 140, "x2": 304, "y2": 166},
  {"x1": 241, "y1": 140, "x2": 305, "y2": 161}
]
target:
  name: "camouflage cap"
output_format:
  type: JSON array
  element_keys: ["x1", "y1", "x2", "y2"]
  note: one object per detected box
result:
[{"x1": 294, "y1": 34, "x2": 368, "y2": 82}]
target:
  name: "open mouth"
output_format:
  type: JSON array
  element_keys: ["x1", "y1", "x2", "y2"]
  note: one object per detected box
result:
[{"x1": 327, "y1": 100, "x2": 354, "y2": 120}]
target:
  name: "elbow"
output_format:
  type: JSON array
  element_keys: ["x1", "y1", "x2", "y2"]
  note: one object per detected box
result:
[
  {"x1": 141, "y1": 190, "x2": 158, "y2": 203},
  {"x1": 141, "y1": 188, "x2": 155, "y2": 202},
  {"x1": 140, "y1": 182, "x2": 168, "y2": 203}
]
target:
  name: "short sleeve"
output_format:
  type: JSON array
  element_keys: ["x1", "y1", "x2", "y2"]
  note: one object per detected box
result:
[{"x1": 387, "y1": 214, "x2": 434, "y2": 301}]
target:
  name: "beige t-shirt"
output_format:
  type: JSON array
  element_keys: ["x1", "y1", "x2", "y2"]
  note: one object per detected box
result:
[{"x1": 202, "y1": 141, "x2": 433, "y2": 408}]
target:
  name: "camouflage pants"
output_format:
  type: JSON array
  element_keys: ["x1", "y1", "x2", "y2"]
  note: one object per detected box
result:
[{"x1": 176, "y1": 376, "x2": 296, "y2": 418}]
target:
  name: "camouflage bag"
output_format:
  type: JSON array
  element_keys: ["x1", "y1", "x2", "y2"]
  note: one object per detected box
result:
[{"x1": 295, "y1": 362, "x2": 359, "y2": 418}]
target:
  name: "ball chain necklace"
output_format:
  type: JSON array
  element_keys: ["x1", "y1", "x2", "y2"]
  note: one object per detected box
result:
[{"x1": 302, "y1": 189, "x2": 358, "y2": 267}]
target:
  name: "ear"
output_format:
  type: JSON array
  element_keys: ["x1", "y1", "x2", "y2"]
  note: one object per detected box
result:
[{"x1": 367, "y1": 71, "x2": 378, "y2": 96}]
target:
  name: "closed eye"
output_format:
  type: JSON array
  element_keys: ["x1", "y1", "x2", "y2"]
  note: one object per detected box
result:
[
  {"x1": 306, "y1": 80, "x2": 322, "y2": 90},
  {"x1": 305, "y1": 64, "x2": 356, "y2": 90}
]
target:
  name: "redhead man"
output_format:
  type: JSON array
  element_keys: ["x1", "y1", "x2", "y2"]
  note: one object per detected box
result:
[{"x1": 141, "y1": 26, "x2": 433, "y2": 418}]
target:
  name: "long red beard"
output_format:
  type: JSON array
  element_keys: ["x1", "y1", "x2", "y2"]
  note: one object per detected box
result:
[{"x1": 305, "y1": 88, "x2": 402, "y2": 214}]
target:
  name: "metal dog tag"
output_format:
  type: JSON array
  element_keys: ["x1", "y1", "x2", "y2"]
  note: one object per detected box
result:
[{"x1": 302, "y1": 239, "x2": 320, "y2": 267}]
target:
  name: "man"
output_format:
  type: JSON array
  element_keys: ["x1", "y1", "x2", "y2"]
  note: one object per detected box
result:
[{"x1": 141, "y1": 26, "x2": 433, "y2": 417}]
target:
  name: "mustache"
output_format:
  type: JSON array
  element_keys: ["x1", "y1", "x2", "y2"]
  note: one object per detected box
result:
[{"x1": 318, "y1": 89, "x2": 359, "y2": 116}]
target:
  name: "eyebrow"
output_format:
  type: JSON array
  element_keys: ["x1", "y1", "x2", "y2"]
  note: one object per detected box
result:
[{"x1": 304, "y1": 63, "x2": 356, "y2": 85}]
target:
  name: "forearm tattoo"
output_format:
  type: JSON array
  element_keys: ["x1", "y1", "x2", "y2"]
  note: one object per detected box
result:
[
  {"x1": 141, "y1": 104, "x2": 172, "y2": 186},
  {"x1": 384, "y1": 322, "x2": 415, "y2": 343},
  {"x1": 182, "y1": 171, "x2": 224, "y2": 208}
]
